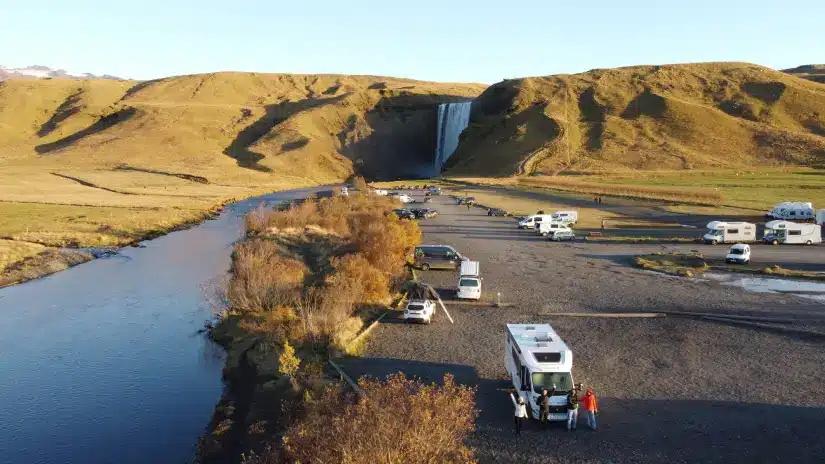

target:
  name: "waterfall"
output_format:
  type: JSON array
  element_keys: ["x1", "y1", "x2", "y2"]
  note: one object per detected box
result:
[{"x1": 434, "y1": 101, "x2": 472, "y2": 173}]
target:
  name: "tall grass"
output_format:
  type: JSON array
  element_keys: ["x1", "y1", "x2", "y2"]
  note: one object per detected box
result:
[{"x1": 518, "y1": 176, "x2": 723, "y2": 204}]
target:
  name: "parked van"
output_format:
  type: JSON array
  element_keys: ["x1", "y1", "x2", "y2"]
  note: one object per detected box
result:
[
  {"x1": 414, "y1": 245, "x2": 465, "y2": 270},
  {"x1": 703, "y1": 221, "x2": 756, "y2": 244},
  {"x1": 551, "y1": 211, "x2": 578, "y2": 225},
  {"x1": 505, "y1": 324, "x2": 574, "y2": 422},
  {"x1": 763, "y1": 221, "x2": 821, "y2": 245},
  {"x1": 766, "y1": 202, "x2": 814, "y2": 221},
  {"x1": 456, "y1": 260, "x2": 481, "y2": 300},
  {"x1": 726, "y1": 244, "x2": 751, "y2": 264},
  {"x1": 518, "y1": 214, "x2": 553, "y2": 230},
  {"x1": 536, "y1": 222, "x2": 572, "y2": 237}
]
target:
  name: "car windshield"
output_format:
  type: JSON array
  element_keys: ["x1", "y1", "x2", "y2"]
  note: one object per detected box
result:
[
  {"x1": 407, "y1": 305, "x2": 424, "y2": 310},
  {"x1": 709, "y1": 230, "x2": 722, "y2": 236},
  {"x1": 531, "y1": 372, "x2": 574, "y2": 394},
  {"x1": 459, "y1": 279, "x2": 479, "y2": 287},
  {"x1": 730, "y1": 248, "x2": 745, "y2": 255}
]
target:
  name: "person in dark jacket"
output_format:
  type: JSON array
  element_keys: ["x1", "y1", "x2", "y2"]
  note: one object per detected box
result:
[
  {"x1": 566, "y1": 389, "x2": 580, "y2": 430},
  {"x1": 539, "y1": 390, "x2": 550, "y2": 424}
]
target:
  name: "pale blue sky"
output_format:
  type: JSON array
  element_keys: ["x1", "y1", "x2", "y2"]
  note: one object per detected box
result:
[{"x1": 2, "y1": 0, "x2": 823, "y2": 83}]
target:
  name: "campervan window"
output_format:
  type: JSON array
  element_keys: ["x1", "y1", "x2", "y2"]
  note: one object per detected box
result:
[
  {"x1": 533, "y1": 352, "x2": 562, "y2": 363},
  {"x1": 789, "y1": 230, "x2": 801, "y2": 236},
  {"x1": 728, "y1": 229, "x2": 739, "y2": 234},
  {"x1": 532, "y1": 372, "x2": 574, "y2": 394}
]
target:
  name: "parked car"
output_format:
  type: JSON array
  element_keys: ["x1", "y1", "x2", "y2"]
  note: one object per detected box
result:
[
  {"x1": 414, "y1": 245, "x2": 464, "y2": 270},
  {"x1": 456, "y1": 196, "x2": 476, "y2": 205},
  {"x1": 392, "y1": 209, "x2": 416, "y2": 220},
  {"x1": 726, "y1": 243, "x2": 751, "y2": 264},
  {"x1": 456, "y1": 260, "x2": 481, "y2": 300},
  {"x1": 417, "y1": 208, "x2": 438, "y2": 219},
  {"x1": 548, "y1": 229, "x2": 576, "y2": 241},
  {"x1": 487, "y1": 208, "x2": 511, "y2": 217},
  {"x1": 404, "y1": 299, "x2": 436, "y2": 324},
  {"x1": 428, "y1": 187, "x2": 442, "y2": 195}
]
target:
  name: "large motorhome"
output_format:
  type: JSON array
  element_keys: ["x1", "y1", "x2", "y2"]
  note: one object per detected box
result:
[
  {"x1": 763, "y1": 221, "x2": 822, "y2": 245},
  {"x1": 766, "y1": 202, "x2": 814, "y2": 221},
  {"x1": 703, "y1": 221, "x2": 757, "y2": 244},
  {"x1": 504, "y1": 324, "x2": 574, "y2": 422},
  {"x1": 550, "y1": 210, "x2": 578, "y2": 225}
]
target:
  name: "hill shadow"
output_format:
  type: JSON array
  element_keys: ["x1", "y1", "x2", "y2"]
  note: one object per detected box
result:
[
  {"x1": 222, "y1": 94, "x2": 348, "y2": 172},
  {"x1": 35, "y1": 106, "x2": 138, "y2": 154},
  {"x1": 37, "y1": 89, "x2": 84, "y2": 137}
]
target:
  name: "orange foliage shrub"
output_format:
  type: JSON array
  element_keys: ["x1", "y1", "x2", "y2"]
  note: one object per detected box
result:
[{"x1": 283, "y1": 374, "x2": 478, "y2": 464}]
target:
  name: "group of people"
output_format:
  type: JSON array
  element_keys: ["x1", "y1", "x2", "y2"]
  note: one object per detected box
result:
[{"x1": 510, "y1": 385, "x2": 599, "y2": 435}]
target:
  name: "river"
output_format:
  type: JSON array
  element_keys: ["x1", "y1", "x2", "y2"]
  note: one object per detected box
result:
[{"x1": 0, "y1": 187, "x2": 325, "y2": 464}]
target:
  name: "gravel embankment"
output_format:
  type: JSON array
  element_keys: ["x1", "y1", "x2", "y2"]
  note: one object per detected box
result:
[{"x1": 340, "y1": 191, "x2": 825, "y2": 463}]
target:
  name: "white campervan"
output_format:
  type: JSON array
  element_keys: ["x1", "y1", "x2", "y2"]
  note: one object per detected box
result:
[
  {"x1": 551, "y1": 211, "x2": 578, "y2": 225},
  {"x1": 505, "y1": 324, "x2": 574, "y2": 422},
  {"x1": 456, "y1": 260, "x2": 481, "y2": 300},
  {"x1": 703, "y1": 221, "x2": 756, "y2": 244},
  {"x1": 764, "y1": 220, "x2": 821, "y2": 245},
  {"x1": 766, "y1": 202, "x2": 814, "y2": 221},
  {"x1": 518, "y1": 214, "x2": 553, "y2": 230},
  {"x1": 536, "y1": 221, "x2": 572, "y2": 237}
]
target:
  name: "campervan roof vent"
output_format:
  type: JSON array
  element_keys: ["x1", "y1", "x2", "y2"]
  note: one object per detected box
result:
[
  {"x1": 525, "y1": 326, "x2": 536, "y2": 332},
  {"x1": 535, "y1": 334, "x2": 553, "y2": 343}
]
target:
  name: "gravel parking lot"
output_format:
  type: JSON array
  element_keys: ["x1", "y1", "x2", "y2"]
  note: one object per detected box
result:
[{"x1": 340, "y1": 191, "x2": 825, "y2": 463}]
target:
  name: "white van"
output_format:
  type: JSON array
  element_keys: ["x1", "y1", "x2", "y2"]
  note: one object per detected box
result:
[
  {"x1": 764, "y1": 220, "x2": 821, "y2": 245},
  {"x1": 766, "y1": 202, "x2": 814, "y2": 221},
  {"x1": 551, "y1": 211, "x2": 578, "y2": 225},
  {"x1": 726, "y1": 244, "x2": 751, "y2": 264},
  {"x1": 536, "y1": 222, "x2": 572, "y2": 237},
  {"x1": 518, "y1": 214, "x2": 553, "y2": 230},
  {"x1": 703, "y1": 221, "x2": 756, "y2": 244},
  {"x1": 456, "y1": 260, "x2": 481, "y2": 300},
  {"x1": 505, "y1": 324, "x2": 574, "y2": 421}
]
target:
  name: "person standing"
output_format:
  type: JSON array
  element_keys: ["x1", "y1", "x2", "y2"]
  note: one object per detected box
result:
[
  {"x1": 566, "y1": 388, "x2": 579, "y2": 431},
  {"x1": 582, "y1": 387, "x2": 598, "y2": 430},
  {"x1": 510, "y1": 392, "x2": 528, "y2": 436},
  {"x1": 539, "y1": 389, "x2": 550, "y2": 424}
]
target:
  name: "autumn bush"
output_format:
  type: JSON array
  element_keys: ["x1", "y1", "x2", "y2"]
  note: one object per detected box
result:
[{"x1": 282, "y1": 373, "x2": 478, "y2": 464}]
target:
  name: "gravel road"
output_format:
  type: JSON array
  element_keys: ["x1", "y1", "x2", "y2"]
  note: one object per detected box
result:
[{"x1": 340, "y1": 191, "x2": 825, "y2": 463}]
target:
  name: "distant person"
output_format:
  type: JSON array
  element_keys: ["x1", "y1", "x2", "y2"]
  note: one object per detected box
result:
[
  {"x1": 581, "y1": 387, "x2": 598, "y2": 430},
  {"x1": 466, "y1": 202, "x2": 471, "y2": 210},
  {"x1": 598, "y1": 196, "x2": 603, "y2": 204},
  {"x1": 510, "y1": 392, "x2": 528, "y2": 436},
  {"x1": 566, "y1": 388, "x2": 579, "y2": 431}
]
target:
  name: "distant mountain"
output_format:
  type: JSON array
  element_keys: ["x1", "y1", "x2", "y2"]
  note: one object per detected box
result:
[
  {"x1": 783, "y1": 65, "x2": 825, "y2": 84},
  {"x1": 0, "y1": 65, "x2": 123, "y2": 81}
]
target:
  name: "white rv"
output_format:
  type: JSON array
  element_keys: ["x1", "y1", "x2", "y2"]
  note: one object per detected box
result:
[
  {"x1": 535, "y1": 221, "x2": 572, "y2": 237},
  {"x1": 763, "y1": 220, "x2": 821, "y2": 245},
  {"x1": 456, "y1": 260, "x2": 481, "y2": 300},
  {"x1": 550, "y1": 211, "x2": 578, "y2": 225},
  {"x1": 703, "y1": 221, "x2": 756, "y2": 244},
  {"x1": 504, "y1": 324, "x2": 574, "y2": 422},
  {"x1": 766, "y1": 202, "x2": 814, "y2": 221},
  {"x1": 518, "y1": 214, "x2": 553, "y2": 230}
]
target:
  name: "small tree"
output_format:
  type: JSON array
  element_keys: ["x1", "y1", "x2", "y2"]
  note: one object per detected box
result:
[{"x1": 278, "y1": 340, "x2": 300, "y2": 378}]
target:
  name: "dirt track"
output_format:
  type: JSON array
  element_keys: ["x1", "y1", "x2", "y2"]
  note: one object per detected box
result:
[{"x1": 340, "y1": 191, "x2": 825, "y2": 463}]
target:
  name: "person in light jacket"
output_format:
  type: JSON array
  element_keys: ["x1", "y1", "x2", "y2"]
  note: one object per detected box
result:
[
  {"x1": 581, "y1": 387, "x2": 598, "y2": 430},
  {"x1": 510, "y1": 392, "x2": 528, "y2": 435}
]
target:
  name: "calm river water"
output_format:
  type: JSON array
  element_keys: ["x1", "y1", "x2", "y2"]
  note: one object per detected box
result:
[{"x1": 0, "y1": 187, "x2": 325, "y2": 464}]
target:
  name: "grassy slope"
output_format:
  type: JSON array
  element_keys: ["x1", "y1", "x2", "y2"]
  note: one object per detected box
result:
[
  {"x1": 0, "y1": 74, "x2": 482, "y2": 277},
  {"x1": 784, "y1": 64, "x2": 825, "y2": 84},
  {"x1": 447, "y1": 62, "x2": 825, "y2": 177}
]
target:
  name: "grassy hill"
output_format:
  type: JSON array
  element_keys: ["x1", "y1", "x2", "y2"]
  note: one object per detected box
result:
[
  {"x1": 784, "y1": 64, "x2": 825, "y2": 84},
  {"x1": 0, "y1": 73, "x2": 483, "y2": 282},
  {"x1": 446, "y1": 62, "x2": 825, "y2": 176}
]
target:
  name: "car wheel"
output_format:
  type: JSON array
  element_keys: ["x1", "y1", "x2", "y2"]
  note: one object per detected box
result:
[
  {"x1": 772, "y1": 240, "x2": 779, "y2": 245},
  {"x1": 420, "y1": 263, "x2": 430, "y2": 271},
  {"x1": 711, "y1": 240, "x2": 718, "y2": 245},
  {"x1": 807, "y1": 240, "x2": 813, "y2": 245},
  {"x1": 744, "y1": 259, "x2": 750, "y2": 264}
]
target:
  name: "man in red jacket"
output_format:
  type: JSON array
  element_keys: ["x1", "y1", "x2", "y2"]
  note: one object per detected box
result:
[{"x1": 581, "y1": 387, "x2": 598, "y2": 430}]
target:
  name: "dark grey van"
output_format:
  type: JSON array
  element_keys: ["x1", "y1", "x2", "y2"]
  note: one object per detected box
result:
[{"x1": 414, "y1": 245, "x2": 463, "y2": 271}]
